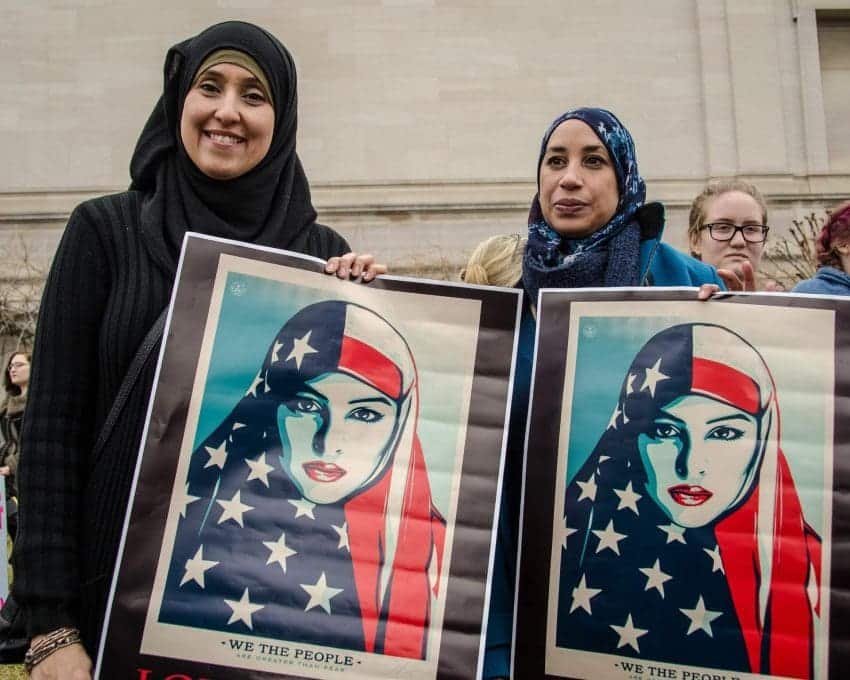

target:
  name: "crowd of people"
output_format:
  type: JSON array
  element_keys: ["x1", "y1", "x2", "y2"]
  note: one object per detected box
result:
[{"x1": 1, "y1": 18, "x2": 847, "y2": 680}]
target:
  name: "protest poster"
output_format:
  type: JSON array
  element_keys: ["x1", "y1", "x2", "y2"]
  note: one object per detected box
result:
[
  {"x1": 514, "y1": 289, "x2": 849, "y2": 680},
  {"x1": 96, "y1": 233, "x2": 521, "y2": 680}
]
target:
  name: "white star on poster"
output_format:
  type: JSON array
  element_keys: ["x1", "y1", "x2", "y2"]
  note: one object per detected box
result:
[
  {"x1": 607, "y1": 406, "x2": 621, "y2": 430},
  {"x1": 177, "y1": 483, "x2": 200, "y2": 519},
  {"x1": 288, "y1": 497, "x2": 316, "y2": 520},
  {"x1": 626, "y1": 373, "x2": 637, "y2": 394},
  {"x1": 247, "y1": 372, "x2": 263, "y2": 398},
  {"x1": 263, "y1": 532, "x2": 297, "y2": 573},
  {"x1": 332, "y1": 522, "x2": 350, "y2": 552},
  {"x1": 703, "y1": 545, "x2": 725, "y2": 574},
  {"x1": 216, "y1": 490, "x2": 254, "y2": 527},
  {"x1": 180, "y1": 545, "x2": 218, "y2": 588},
  {"x1": 204, "y1": 441, "x2": 228, "y2": 469},
  {"x1": 224, "y1": 588, "x2": 264, "y2": 629},
  {"x1": 680, "y1": 595, "x2": 722, "y2": 637},
  {"x1": 263, "y1": 369, "x2": 271, "y2": 393},
  {"x1": 286, "y1": 331, "x2": 318, "y2": 369},
  {"x1": 227, "y1": 423, "x2": 245, "y2": 444},
  {"x1": 245, "y1": 453, "x2": 274, "y2": 487},
  {"x1": 613, "y1": 481, "x2": 641, "y2": 515},
  {"x1": 271, "y1": 339, "x2": 284, "y2": 363},
  {"x1": 641, "y1": 358, "x2": 669, "y2": 397},
  {"x1": 639, "y1": 558, "x2": 672, "y2": 598},
  {"x1": 570, "y1": 575, "x2": 602, "y2": 615},
  {"x1": 560, "y1": 517, "x2": 577, "y2": 550},
  {"x1": 576, "y1": 474, "x2": 597, "y2": 503},
  {"x1": 610, "y1": 613, "x2": 649, "y2": 653},
  {"x1": 593, "y1": 520, "x2": 626, "y2": 555},
  {"x1": 301, "y1": 572, "x2": 344, "y2": 614},
  {"x1": 657, "y1": 523, "x2": 686, "y2": 545}
]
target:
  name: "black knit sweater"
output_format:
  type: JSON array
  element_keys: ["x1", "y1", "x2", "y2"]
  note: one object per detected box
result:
[{"x1": 12, "y1": 191, "x2": 349, "y2": 651}]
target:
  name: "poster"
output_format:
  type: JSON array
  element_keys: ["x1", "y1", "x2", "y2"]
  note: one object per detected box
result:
[
  {"x1": 514, "y1": 289, "x2": 850, "y2": 680},
  {"x1": 96, "y1": 233, "x2": 521, "y2": 680}
]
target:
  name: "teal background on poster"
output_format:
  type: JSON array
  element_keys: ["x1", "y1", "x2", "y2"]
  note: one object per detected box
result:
[
  {"x1": 191, "y1": 271, "x2": 476, "y2": 517},
  {"x1": 564, "y1": 314, "x2": 829, "y2": 536}
]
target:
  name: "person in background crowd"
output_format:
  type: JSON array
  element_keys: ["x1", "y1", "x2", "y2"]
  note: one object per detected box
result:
[
  {"x1": 483, "y1": 106, "x2": 723, "y2": 680},
  {"x1": 460, "y1": 234, "x2": 526, "y2": 287},
  {"x1": 792, "y1": 201, "x2": 850, "y2": 296},
  {"x1": 687, "y1": 180, "x2": 769, "y2": 292},
  {"x1": 12, "y1": 21, "x2": 384, "y2": 680},
  {"x1": 0, "y1": 351, "x2": 30, "y2": 540}
]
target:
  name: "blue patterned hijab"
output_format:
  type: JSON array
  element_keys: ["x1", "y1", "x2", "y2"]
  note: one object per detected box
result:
[{"x1": 522, "y1": 107, "x2": 647, "y2": 303}]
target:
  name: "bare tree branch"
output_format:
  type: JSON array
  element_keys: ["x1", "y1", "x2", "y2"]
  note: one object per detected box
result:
[
  {"x1": 762, "y1": 211, "x2": 823, "y2": 289},
  {"x1": 0, "y1": 232, "x2": 46, "y2": 356}
]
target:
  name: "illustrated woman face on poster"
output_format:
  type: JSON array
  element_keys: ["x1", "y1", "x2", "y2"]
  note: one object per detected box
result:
[
  {"x1": 161, "y1": 300, "x2": 445, "y2": 660},
  {"x1": 637, "y1": 391, "x2": 760, "y2": 529},
  {"x1": 278, "y1": 372, "x2": 398, "y2": 504},
  {"x1": 558, "y1": 323, "x2": 821, "y2": 679},
  {"x1": 629, "y1": 325, "x2": 770, "y2": 530}
]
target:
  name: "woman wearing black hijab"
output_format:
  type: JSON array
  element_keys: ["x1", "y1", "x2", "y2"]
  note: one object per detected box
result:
[{"x1": 12, "y1": 21, "x2": 382, "y2": 679}]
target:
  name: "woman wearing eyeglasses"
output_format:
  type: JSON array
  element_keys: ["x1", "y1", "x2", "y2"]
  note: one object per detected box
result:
[{"x1": 688, "y1": 181, "x2": 769, "y2": 291}]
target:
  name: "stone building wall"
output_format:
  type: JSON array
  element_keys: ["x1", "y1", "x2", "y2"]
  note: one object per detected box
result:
[{"x1": 1, "y1": 0, "x2": 849, "y2": 282}]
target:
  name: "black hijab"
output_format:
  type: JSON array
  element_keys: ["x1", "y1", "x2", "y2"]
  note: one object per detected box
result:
[{"x1": 129, "y1": 21, "x2": 318, "y2": 276}]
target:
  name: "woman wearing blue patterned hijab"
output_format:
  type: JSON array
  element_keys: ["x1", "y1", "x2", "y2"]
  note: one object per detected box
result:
[{"x1": 483, "y1": 108, "x2": 724, "y2": 679}]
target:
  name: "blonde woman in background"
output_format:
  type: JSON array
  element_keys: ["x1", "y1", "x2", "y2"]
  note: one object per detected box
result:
[
  {"x1": 688, "y1": 180, "x2": 769, "y2": 291},
  {"x1": 460, "y1": 234, "x2": 526, "y2": 287}
]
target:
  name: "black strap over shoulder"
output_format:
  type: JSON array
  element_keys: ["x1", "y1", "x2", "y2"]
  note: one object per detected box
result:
[{"x1": 91, "y1": 307, "x2": 168, "y2": 468}]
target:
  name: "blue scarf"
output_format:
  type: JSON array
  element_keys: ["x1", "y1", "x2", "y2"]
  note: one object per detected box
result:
[{"x1": 522, "y1": 107, "x2": 646, "y2": 304}]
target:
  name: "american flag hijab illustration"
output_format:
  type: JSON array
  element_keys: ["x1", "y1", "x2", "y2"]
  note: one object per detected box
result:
[
  {"x1": 160, "y1": 300, "x2": 446, "y2": 659},
  {"x1": 558, "y1": 323, "x2": 820, "y2": 678}
]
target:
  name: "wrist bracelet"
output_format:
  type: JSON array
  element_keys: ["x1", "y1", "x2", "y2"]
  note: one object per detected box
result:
[{"x1": 24, "y1": 627, "x2": 82, "y2": 674}]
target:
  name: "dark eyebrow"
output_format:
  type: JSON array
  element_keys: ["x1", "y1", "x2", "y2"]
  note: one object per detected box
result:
[
  {"x1": 295, "y1": 386, "x2": 327, "y2": 402},
  {"x1": 706, "y1": 413, "x2": 753, "y2": 425},
  {"x1": 544, "y1": 144, "x2": 607, "y2": 155},
  {"x1": 654, "y1": 410, "x2": 685, "y2": 425},
  {"x1": 349, "y1": 396, "x2": 393, "y2": 407},
  {"x1": 198, "y1": 68, "x2": 263, "y2": 88}
]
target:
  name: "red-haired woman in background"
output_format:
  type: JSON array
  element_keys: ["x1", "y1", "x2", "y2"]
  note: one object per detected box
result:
[{"x1": 792, "y1": 201, "x2": 850, "y2": 296}]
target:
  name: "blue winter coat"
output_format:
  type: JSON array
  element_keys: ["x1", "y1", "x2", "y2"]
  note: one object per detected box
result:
[
  {"x1": 791, "y1": 266, "x2": 850, "y2": 296},
  {"x1": 483, "y1": 211, "x2": 722, "y2": 679}
]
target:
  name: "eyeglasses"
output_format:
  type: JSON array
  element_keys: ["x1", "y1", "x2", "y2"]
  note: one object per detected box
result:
[
  {"x1": 702, "y1": 222, "x2": 769, "y2": 243},
  {"x1": 8, "y1": 362, "x2": 28, "y2": 369}
]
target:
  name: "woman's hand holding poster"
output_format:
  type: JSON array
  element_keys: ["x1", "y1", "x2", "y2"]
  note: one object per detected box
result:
[
  {"x1": 96, "y1": 234, "x2": 522, "y2": 680},
  {"x1": 514, "y1": 289, "x2": 847, "y2": 680}
]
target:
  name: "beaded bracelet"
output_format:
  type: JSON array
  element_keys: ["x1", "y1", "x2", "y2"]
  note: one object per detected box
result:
[{"x1": 23, "y1": 627, "x2": 82, "y2": 673}]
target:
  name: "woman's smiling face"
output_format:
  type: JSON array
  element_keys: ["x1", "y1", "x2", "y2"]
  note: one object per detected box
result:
[
  {"x1": 637, "y1": 393, "x2": 760, "y2": 528},
  {"x1": 277, "y1": 372, "x2": 398, "y2": 504},
  {"x1": 180, "y1": 62, "x2": 274, "y2": 180}
]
